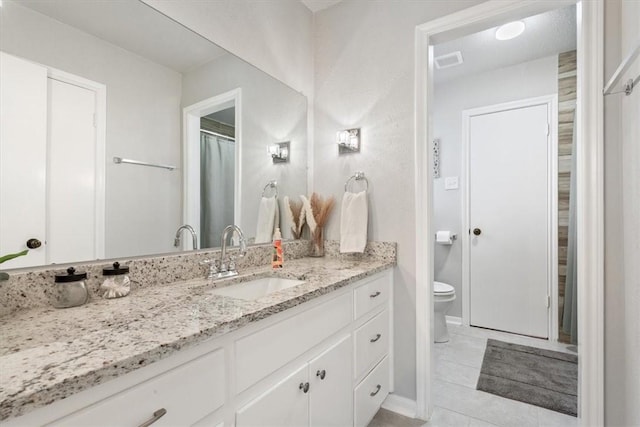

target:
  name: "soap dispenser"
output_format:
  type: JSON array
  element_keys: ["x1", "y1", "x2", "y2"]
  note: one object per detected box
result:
[
  {"x1": 100, "y1": 262, "x2": 131, "y2": 299},
  {"x1": 272, "y1": 228, "x2": 283, "y2": 269}
]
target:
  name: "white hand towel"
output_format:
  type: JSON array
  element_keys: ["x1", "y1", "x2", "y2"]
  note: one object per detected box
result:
[
  {"x1": 340, "y1": 191, "x2": 368, "y2": 253},
  {"x1": 255, "y1": 197, "x2": 278, "y2": 243},
  {"x1": 274, "y1": 198, "x2": 280, "y2": 235}
]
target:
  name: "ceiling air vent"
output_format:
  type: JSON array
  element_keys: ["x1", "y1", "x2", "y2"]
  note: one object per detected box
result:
[{"x1": 434, "y1": 51, "x2": 463, "y2": 69}]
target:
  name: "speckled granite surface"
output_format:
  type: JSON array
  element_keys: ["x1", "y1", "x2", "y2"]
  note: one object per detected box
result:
[
  {"x1": 0, "y1": 240, "x2": 311, "y2": 317},
  {"x1": 0, "y1": 242, "x2": 396, "y2": 421}
]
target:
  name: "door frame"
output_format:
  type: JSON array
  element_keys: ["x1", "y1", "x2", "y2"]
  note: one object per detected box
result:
[
  {"x1": 47, "y1": 67, "x2": 107, "y2": 261},
  {"x1": 461, "y1": 95, "x2": 558, "y2": 340},
  {"x1": 183, "y1": 89, "x2": 242, "y2": 249},
  {"x1": 414, "y1": 0, "x2": 604, "y2": 423}
]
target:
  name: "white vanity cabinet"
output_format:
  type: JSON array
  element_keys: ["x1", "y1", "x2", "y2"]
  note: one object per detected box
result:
[
  {"x1": 235, "y1": 271, "x2": 392, "y2": 427},
  {"x1": 49, "y1": 348, "x2": 226, "y2": 427},
  {"x1": 352, "y1": 273, "x2": 392, "y2": 427},
  {"x1": 236, "y1": 335, "x2": 352, "y2": 427},
  {"x1": 4, "y1": 269, "x2": 393, "y2": 427}
]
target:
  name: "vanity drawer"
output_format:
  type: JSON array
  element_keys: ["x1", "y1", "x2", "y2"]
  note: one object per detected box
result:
[
  {"x1": 51, "y1": 349, "x2": 225, "y2": 427},
  {"x1": 235, "y1": 291, "x2": 351, "y2": 393},
  {"x1": 354, "y1": 308, "x2": 389, "y2": 380},
  {"x1": 354, "y1": 356, "x2": 389, "y2": 427},
  {"x1": 354, "y1": 273, "x2": 390, "y2": 319}
]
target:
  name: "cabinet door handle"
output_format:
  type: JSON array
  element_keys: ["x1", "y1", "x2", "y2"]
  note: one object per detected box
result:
[
  {"x1": 299, "y1": 382, "x2": 310, "y2": 393},
  {"x1": 316, "y1": 369, "x2": 326, "y2": 380},
  {"x1": 369, "y1": 291, "x2": 381, "y2": 298},
  {"x1": 370, "y1": 384, "x2": 382, "y2": 397},
  {"x1": 138, "y1": 408, "x2": 167, "y2": 427},
  {"x1": 370, "y1": 333, "x2": 382, "y2": 343}
]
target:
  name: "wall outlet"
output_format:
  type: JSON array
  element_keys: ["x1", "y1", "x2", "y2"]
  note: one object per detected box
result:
[{"x1": 444, "y1": 176, "x2": 459, "y2": 190}]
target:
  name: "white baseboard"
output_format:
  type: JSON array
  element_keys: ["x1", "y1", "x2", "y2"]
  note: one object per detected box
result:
[
  {"x1": 381, "y1": 393, "x2": 417, "y2": 419},
  {"x1": 446, "y1": 315, "x2": 462, "y2": 325}
]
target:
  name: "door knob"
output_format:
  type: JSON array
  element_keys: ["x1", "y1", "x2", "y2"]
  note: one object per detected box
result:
[
  {"x1": 473, "y1": 228, "x2": 482, "y2": 236},
  {"x1": 26, "y1": 238, "x2": 42, "y2": 249}
]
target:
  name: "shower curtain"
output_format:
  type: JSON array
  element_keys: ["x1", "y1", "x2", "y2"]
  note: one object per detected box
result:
[
  {"x1": 200, "y1": 132, "x2": 235, "y2": 248},
  {"x1": 562, "y1": 118, "x2": 578, "y2": 344}
]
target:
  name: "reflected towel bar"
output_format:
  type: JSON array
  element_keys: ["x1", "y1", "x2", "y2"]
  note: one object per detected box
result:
[
  {"x1": 113, "y1": 157, "x2": 176, "y2": 171},
  {"x1": 262, "y1": 180, "x2": 278, "y2": 198}
]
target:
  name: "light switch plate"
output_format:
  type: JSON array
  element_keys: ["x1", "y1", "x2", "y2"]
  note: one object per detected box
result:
[{"x1": 444, "y1": 176, "x2": 459, "y2": 190}]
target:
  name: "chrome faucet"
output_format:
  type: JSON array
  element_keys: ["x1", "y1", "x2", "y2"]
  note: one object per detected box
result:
[
  {"x1": 203, "y1": 225, "x2": 247, "y2": 279},
  {"x1": 219, "y1": 224, "x2": 247, "y2": 276},
  {"x1": 174, "y1": 224, "x2": 198, "y2": 250}
]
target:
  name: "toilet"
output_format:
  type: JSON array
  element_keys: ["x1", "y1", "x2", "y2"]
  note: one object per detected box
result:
[{"x1": 434, "y1": 281, "x2": 456, "y2": 343}]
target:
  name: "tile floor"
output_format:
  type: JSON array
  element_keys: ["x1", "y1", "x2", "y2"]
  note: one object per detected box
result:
[{"x1": 369, "y1": 323, "x2": 578, "y2": 427}]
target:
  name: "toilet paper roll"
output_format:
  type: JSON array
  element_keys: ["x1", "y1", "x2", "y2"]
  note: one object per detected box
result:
[{"x1": 436, "y1": 230, "x2": 454, "y2": 245}]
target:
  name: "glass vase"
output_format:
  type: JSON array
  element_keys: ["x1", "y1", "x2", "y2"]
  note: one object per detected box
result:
[{"x1": 309, "y1": 227, "x2": 325, "y2": 257}]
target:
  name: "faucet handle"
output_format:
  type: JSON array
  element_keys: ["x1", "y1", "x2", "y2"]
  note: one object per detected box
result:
[
  {"x1": 200, "y1": 259, "x2": 219, "y2": 273},
  {"x1": 228, "y1": 256, "x2": 237, "y2": 272}
]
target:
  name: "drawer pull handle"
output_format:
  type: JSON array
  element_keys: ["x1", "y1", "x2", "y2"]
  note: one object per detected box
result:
[
  {"x1": 138, "y1": 408, "x2": 167, "y2": 427},
  {"x1": 370, "y1": 333, "x2": 382, "y2": 343},
  {"x1": 370, "y1": 291, "x2": 381, "y2": 298},
  {"x1": 299, "y1": 382, "x2": 310, "y2": 393},
  {"x1": 316, "y1": 369, "x2": 326, "y2": 380},
  {"x1": 370, "y1": 384, "x2": 382, "y2": 397}
]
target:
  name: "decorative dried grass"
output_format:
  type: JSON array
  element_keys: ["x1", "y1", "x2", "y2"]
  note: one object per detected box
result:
[
  {"x1": 306, "y1": 192, "x2": 335, "y2": 248},
  {"x1": 284, "y1": 196, "x2": 305, "y2": 239}
]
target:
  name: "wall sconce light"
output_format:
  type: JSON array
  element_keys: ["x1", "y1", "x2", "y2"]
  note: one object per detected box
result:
[
  {"x1": 337, "y1": 128, "x2": 360, "y2": 154},
  {"x1": 268, "y1": 141, "x2": 290, "y2": 164}
]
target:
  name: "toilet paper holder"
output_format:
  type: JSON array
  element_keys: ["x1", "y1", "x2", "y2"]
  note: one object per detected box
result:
[{"x1": 434, "y1": 233, "x2": 457, "y2": 241}]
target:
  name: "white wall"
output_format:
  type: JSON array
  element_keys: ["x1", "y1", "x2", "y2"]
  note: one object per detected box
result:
[
  {"x1": 141, "y1": 0, "x2": 313, "y2": 97},
  {"x1": 0, "y1": 2, "x2": 182, "y2": 259},
  {"x1": 182, "y1": 55, "x2": 308, "y2": 241},
  {"x1": 433, "y1": 56, "x2": 559, "y2": 318},
  {"x1": 604, "y1": 1, "x2": 640, "y2": 425},
  {"x1": 313, "y1": 0, "x2": 483, "y2": 401}
]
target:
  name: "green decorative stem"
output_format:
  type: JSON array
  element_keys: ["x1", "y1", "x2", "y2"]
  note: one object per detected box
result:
[{"x1": 0, "y1": 250, "x2": 29, "y2": 264}]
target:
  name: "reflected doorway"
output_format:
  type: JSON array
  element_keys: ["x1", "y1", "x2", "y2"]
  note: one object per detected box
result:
[
  {"x1": 200, "y1": 108, "x2": 235, "y2": 248},
  {"x1": 183, "y1": 89, "x2": 241, "y2": 251}
]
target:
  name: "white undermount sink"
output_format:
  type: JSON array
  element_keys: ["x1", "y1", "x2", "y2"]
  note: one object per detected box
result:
[{"x1": 209, "y1": 277, "x2": 305, "y2": 301}]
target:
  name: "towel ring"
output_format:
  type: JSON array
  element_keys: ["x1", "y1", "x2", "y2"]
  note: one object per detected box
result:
[
  {"x1": 262, "y1": 180, "x2": 278, "y2": 198},
  {"x1": 344, "y1": 171, "x2": 368, "y2": 193}
]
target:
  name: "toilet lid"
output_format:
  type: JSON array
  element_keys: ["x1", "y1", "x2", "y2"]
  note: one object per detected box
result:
[{"x1": 434, "y1": 281, "x2": 454, "y2": 294}]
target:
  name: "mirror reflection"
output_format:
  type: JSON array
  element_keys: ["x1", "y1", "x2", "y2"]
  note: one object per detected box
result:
[{"x1": 0, "y1": 0, "x2": 308, "y2": 269}]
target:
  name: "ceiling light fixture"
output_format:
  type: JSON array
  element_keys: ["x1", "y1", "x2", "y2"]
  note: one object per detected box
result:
[{"x1": 495, "y1": 21, "x2": 526, "y2": 41}]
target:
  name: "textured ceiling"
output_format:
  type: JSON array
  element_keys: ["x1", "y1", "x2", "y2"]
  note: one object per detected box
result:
[
  {"x1": 300, "y1": 0, "x2": 343, "y2": 13},
  {"x1": 434, "y1": 5, "x2": 577, "y2": 84}
]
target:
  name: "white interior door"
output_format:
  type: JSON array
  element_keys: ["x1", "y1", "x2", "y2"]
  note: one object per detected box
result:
[
  {"x1": 0, "y1": 52, "x2": 48, "y2": 267},
  {"x1": 47, "y1": 78, "x2": 97, "y2": 264},
  {"x1": 468, "y1": 101, "x2": 550, "y2": 338}
]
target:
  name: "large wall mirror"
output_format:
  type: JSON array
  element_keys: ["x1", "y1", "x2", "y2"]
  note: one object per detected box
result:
[{"x1": 0, "y1": 0, "x2": 308, "y2": 269}]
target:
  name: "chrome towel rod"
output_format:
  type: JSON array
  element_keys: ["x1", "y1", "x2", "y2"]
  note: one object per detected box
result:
[
  {"x1": 262, "y1": 180, "x2": 278, "y2": 198},
  {"x1": 345, "y1": 171, "x2": 369, "y2": 192},
  {"x1": 113, "y1": 157, "x2": 176, "y2": 171},
  {"x1": 604, "y1": 40, "x2": 640, "y2": 96}
]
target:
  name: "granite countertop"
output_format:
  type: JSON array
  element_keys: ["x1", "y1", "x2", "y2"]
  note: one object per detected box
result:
[{"x1": 0, "y1": 256, "x2": 394, "y2": 421}]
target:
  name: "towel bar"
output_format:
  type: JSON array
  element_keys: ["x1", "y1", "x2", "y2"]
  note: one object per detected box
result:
[
  {"x1": 344, "y1": 171, "x2": 369, "y2": 193},
  {"x1": 262, "y1": 180, "x2": 278, "y2": 198}
]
